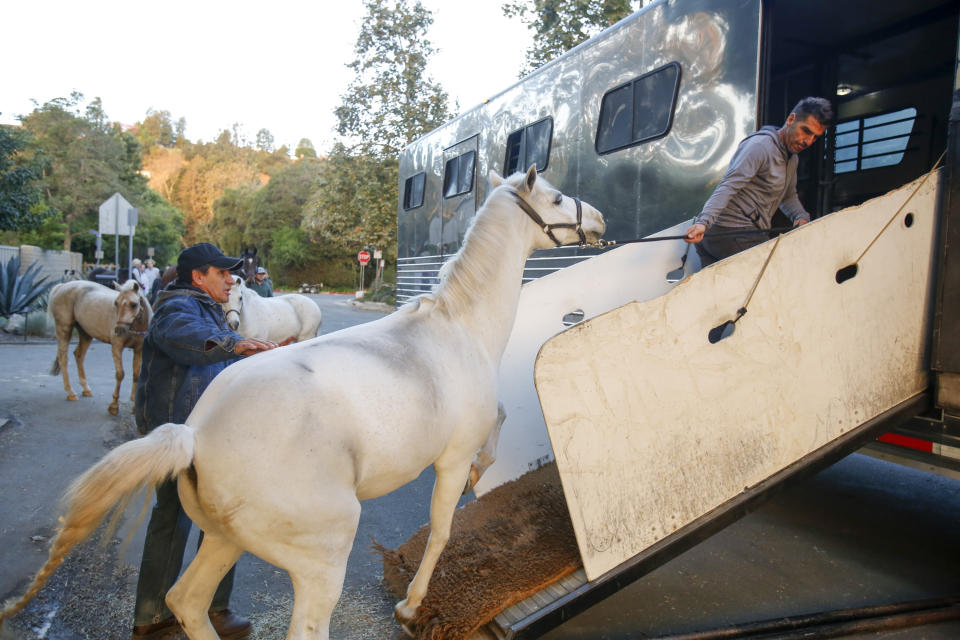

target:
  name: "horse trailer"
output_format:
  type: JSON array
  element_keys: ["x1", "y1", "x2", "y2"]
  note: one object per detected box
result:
[{"x1": 396, "y1": 0, "x2": 960, "y2": 636}]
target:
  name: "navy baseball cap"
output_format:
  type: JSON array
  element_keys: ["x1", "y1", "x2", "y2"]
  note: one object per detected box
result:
[{"x1": 177, "y1": 243, "x2": 243, "y2": 277}]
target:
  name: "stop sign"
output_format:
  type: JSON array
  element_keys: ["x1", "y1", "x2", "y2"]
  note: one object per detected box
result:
[{"x1": 357, "y1": 250, "x2": 371, "y2": 265}]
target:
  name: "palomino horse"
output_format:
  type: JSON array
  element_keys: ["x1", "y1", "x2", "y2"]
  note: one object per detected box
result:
[
  {"x1": 48, "y1": 280, "x2": 153, "y2": 416},
  {"x1": 224, "y1": 276, "x2": 322, "y2": 343},
  {"x1": 0, "y1": 167, "x2": 604, "y2": 639}
]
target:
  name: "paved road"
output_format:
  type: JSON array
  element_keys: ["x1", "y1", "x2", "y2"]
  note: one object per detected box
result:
[{"x1": 2, "y1": 293, "x2": 960, "y2": 639}]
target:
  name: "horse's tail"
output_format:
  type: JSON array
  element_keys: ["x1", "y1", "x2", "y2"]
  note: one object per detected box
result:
[{"x1": 0, "y1": 423, "x2": 195, "y2": 623}]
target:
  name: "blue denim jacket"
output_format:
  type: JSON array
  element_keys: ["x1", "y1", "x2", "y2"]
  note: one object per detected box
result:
[{"x1": 134, "y1": 284, "x2": 245, "y2": 434}]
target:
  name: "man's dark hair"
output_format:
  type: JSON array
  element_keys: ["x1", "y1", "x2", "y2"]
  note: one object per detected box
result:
[
  {"x1": 791, "y1": 97, "x2": 834, "y2": 126},
  {"x1": 176, "y1": 264, "x2": 211, "y2": 285}
]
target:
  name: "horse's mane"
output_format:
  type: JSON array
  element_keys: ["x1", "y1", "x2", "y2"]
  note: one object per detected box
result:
[{"x1": 431, "y1": 183, "x2": 520, "y2": 317}]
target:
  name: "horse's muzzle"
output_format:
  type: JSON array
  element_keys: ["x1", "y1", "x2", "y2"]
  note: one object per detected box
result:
[{"x1": 114, "y1": 325, "x2": 130, "y2": 336}]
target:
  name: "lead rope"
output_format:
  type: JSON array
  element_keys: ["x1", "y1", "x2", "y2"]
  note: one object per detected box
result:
[
  {"x1": 853, "y1": 150, "x2": 945, "y2": 267},
  {"x1": 708, "y1": 234, "x2": 782, "y2": 343}
]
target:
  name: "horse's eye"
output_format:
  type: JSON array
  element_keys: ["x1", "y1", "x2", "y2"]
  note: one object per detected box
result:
[{"x1": 554, "y1": 194, "x2": 563, "y2": 205}]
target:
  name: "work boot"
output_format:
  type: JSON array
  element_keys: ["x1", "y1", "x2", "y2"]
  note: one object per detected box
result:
[
  {"x1": 131, "y1": 616, "x2": 184, "y2": 640},
  {"x1": 208, "y1": 609, "x2": 253, "y2": 639},
  {"x1": 132, "y1": 611, "x2": 251, "y2": 639}
]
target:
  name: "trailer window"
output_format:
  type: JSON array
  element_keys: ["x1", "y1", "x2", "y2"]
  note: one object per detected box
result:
[
  {"x1": 443, "y1": 150, "x2": 476, "y2": 198},
  {"x1": 596, "y1": 62, "x2": 681, "y2": 155},
  {"x1": 403, "y1": 172, "x2": 426, "y2": 210},
  {"x1": 834, "y1": 107, "x2": 917, "y2": 174},
  {"x1": 505, "y1": 117, "x2": 554, "y2": 175}
]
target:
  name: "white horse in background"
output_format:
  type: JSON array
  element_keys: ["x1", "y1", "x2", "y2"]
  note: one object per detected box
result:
[
  {"x1": 1, "y1": 167, "x2": 605, "y2": 639},
  {"x1": 223, "y1": 276, "x2": 322, "y2": 343},
  {"x1": 48, "y1": 279, "x2": 153, "y2": 416}
]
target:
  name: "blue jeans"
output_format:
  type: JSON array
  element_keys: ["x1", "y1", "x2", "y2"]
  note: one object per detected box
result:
[{"x1": 133, "y1": 479, "x2": 235, "y2": 625}]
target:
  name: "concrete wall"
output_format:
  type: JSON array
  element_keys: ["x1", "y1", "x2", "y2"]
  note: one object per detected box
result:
[{"x1": 1, "y1": 245, "x2": 83, "y2": 283}]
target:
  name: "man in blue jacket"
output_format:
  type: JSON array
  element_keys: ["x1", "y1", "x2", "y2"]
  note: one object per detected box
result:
[
  {"x1": 684, "y1": 97, "x2": 834, "y2": 266},
  {"x1": 132, "y1": 242, "x2": 278, "y2": 640}
]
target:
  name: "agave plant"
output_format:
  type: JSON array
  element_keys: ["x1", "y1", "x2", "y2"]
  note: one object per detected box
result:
[{"x1": 0, "y1": 256, "x2": 55, "y2": 318}]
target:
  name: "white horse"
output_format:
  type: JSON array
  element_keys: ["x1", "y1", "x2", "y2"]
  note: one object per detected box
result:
[
  {"x1": 48, "y1": 279, "x2": 153, "y2": 416},
  {"x1": 0, "y1": 167, "x2": 604, "y2": 639},
  {"x1": 223, "y1": 277, "x2": 322, "y2": 343}
]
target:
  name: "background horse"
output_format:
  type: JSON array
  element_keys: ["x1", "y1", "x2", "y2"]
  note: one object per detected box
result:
[
  {"x1": 1, "y1": 167, "x2": 604, "y2": 639},
  {"x1": 224, "y1": 276, "x2": 322, "y2": 343},
  {"x1": 241, "y1": 247, "x2": 259, "y2": 285},
  {"x1": 48, "y1": 280, "x2": 152, "y2": 416}
]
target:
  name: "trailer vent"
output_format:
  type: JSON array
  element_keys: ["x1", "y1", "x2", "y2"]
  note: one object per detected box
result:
[{"x1": 834, "y1": 107, "x2": 916, "y2": 174}]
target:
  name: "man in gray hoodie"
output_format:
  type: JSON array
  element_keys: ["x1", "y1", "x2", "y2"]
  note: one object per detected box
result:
[{"x1": 684, "y1": 97, "x2": 834, "y2": 266}]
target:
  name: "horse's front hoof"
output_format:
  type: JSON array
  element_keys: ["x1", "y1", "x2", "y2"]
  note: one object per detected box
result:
[
  {"x1": 66, "y1": 394, "x2": 78, "y2": 402},
  {"x1": 108, "y1": 405, "x2": 119, "y2": 416},
  {"x1": 394, "y1": 600, "x2": 417, "y2": 637},
  {"x1": 82, "y1": 390, "x2": 93, "y2": 397}
]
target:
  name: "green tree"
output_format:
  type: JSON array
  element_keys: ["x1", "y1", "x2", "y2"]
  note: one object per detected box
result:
[
  {"x1": 295, "y1": 138, "x2": 317, "y2": 159},
  {"x1": 0, "y1": 125, "x2": 49, "y2": 232},
  {"x1": 255, "y1": 128, "x2": 275, "y2": 153},
  {"x1": 313, "y1": 0, "x2": 453, "y2": 270},
  {"x1": 503, "y1": 0, "x2": 638, "y2": 75},
  {"x1": 334, "y1": 0, "x2": 452, "y2": 159},
  {"x1": 19, "y1": 92, "x2": 146, "y2": 251},
  {"x1": 138, "y1": 109, "x2": 177, "y2": 148},
  {"x1": 304, "y1": 144, "x2": 397, "y2": 253}
]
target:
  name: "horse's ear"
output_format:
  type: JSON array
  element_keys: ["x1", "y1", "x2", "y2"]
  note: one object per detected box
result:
[
  {"x1": 522, "y1": 164, "x2": 538, "y2": 194},
  {"x1": 488, "y1": 170, "x2": 503, "y2": 188},
  {"x1": 131, "y1": 281, "x2": 140, "y2": 292},
  {"x1": 112, "y1": 280, "x2": 120, "y2": 291}
]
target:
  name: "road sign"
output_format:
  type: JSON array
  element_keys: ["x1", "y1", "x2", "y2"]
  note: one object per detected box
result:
[
  {"x1": 98, "y1": 193, "x2": 136, "y2": 236},
  {"x1": 357, "y1": 250, "x2": 371, "y2": 265}
]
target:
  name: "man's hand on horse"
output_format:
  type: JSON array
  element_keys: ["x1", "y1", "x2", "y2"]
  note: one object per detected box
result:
[
  {"x1": 234, "y1": 338, "x2": 278, "y2": 355},
  {"x1": 279, "y1": 336, "x2": 297, "y2": 347}
]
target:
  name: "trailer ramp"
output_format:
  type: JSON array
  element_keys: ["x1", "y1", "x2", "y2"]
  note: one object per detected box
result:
[{"x1": 473, "y1": 171, "x2": 940, "y2": 638}]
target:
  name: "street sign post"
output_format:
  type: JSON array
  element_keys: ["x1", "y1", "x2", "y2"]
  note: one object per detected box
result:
[
  {"x1": 357, "y1": 250, "x2": 372, "y2": 299},
  {"x1": 98, "y1": 193, "x2": 137, "y2": 281}
]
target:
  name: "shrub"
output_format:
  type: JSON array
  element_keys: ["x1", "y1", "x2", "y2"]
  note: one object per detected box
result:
[
  {"x1": 367, "y1": 282, "x2": 396, "y2": 306},
  {"x1": 0, "y1": 256, "x2": 55, "y2": 318}
]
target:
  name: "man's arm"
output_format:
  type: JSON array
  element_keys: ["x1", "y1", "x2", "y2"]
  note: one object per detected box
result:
[
  {"x1": 685, "y1": 139, "x2": 765, "y2": 242},
  {"x1": 151, "y1": 301, "x2": 273, "y2": 365},
  {"x1": 778, "y1": 165, "x2": 811, "y2": 226}
]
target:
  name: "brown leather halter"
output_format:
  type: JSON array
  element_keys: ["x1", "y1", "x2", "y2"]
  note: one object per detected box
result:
[{"x1": 509, "y1": 190, "x2": 586, "y2": 247}]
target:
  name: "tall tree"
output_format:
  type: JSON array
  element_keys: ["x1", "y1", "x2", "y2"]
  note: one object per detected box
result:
[
  {"x1": 0, "y1": 125, "x2": 48, "y2": 232},
  {"x1": 503, "y1": 0, "x2": 638, "y2": 75},
  {"x1": 138, "y1": 109, "x2": 177, "y2": 148},
  {"x1": 255, "y1": 128, "x2": 275, "y2": 153},
  {"x1": 313, "y1": 0, "x2": 453, "y2": 265},
  {"x1": 334, "y1": 0, "x2": 452, "y2": 159},
  {"x1": 19, "y1": 93, "x2": 145, "y2": 250},
  {"x1": 295, "y1": 138, "x2": 317, "y2": 159}
]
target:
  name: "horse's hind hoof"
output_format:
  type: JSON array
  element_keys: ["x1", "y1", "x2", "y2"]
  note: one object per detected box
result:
[
  {"x1": 66, "y1": 394, "x2": 78, "y2": 402},
  {"x1": 82, "y1": 390, "x2": 93, "y2": 397},
  {"x1": 108, "y1": 405, "x2": 119, "y2": 416}
]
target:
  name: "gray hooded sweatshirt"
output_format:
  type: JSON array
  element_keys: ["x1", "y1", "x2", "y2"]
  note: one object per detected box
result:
[{"x1": 694, "y1": 126, "x2": 810, "y2": 231}]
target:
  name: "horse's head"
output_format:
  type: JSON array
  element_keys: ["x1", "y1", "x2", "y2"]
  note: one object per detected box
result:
[
  {"x1": 224, "y1": 275, "x2": 244, "y2": 331},
  {"x1": 490, "y1": 165, "x2": 605, "y2": 251},
  {"x1": 112, "y1": 280, "x2": 147, "y2": 337},
  {"x1": 242, "y1": 248, "x2": 259, "y2": 285}
]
